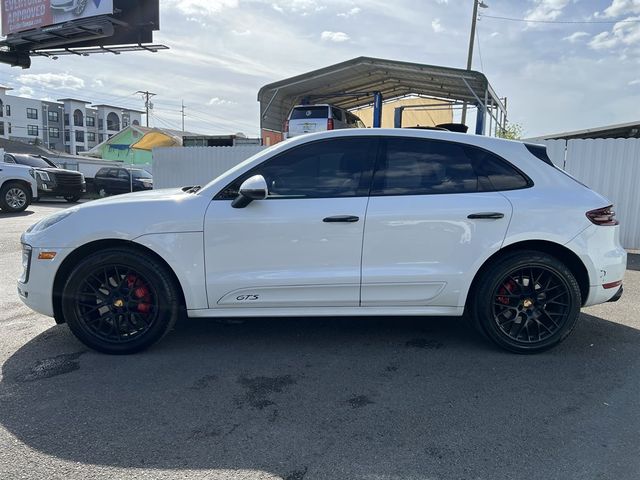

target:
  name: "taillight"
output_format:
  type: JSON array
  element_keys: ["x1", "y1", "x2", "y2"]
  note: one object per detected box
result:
[
  {"x1": 327, "y1": 118, "x2": 334, "y2": 130},
  {"x1": 284, "y1": 120, "x2": 289, "y2": 132},
  {"x1": 586, "y1": 205, "x2": 619, "y2": 226}
]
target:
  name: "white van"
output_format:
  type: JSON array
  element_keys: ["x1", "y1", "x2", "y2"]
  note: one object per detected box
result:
[{"x1": 284, "y1": 104, "x2": 365, "y2": 138}]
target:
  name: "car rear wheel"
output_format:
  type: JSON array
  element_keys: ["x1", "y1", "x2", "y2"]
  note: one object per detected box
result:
[
  {"x1": 470, "y1": 250, "x2": 581, "y2": 353},
  {"x1": 0, "y1": 182, "x2": 31, "y2": 213},
  {"x1": 61, "y1": 248, "x2": 180, "y2": 354}
]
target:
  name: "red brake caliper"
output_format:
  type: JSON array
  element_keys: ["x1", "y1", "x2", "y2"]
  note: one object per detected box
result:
[
  {"x1": 127, "y1": 274, "x2": 152, "y2": 314},
  {"x1": 497, "y1": 279, "x2": 517, "y2": 305}
]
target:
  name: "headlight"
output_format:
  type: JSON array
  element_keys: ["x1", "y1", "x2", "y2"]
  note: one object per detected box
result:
[
  {"x1": 36, "y1": 171, "x2": 51, "y2": 182},
  {"x1": 20, "y1": 244, "x2": 32, "y2": 283},
  {"x1": 28, "y1": 208, "x2": 77, "y2": 233}
]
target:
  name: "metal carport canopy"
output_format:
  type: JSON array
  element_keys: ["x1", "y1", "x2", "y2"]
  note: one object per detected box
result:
[{"x1": 258, "y1": 56, "x2": 505, "y2": 133}]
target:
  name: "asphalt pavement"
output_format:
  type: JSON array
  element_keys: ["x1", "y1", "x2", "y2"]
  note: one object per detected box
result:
[{"x1": 0, "y1": 201, "x2": 639, "y2": 480}]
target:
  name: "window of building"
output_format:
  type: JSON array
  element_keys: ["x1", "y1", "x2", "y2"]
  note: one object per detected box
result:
[
  {"x1": 99, "y1": 118, "x2": 104, "y2": 129},
  {"x1": 27, "y1": 108, "x2": 38, "y2": 120},
  {"x1": 0, "y1": 122, "x2": 4, "y2": 135},
  {"x1": 7, "y1": 122, "x2": 11, "y2": 134},
  {"x1": 98, "y1": 134, "x2": 104, "y2": 143},
  {"x1": 27, "y1": 125, "x2": 39, "y2": 136},
  {"x1": 49, "y1": 127, "x2": 60, "y2": 138},
  {"x1": 64, "y1": 114, "x2": 70, "y2": 125},
  {"x1": 132, "y1": 119, "x2": 140, "y2": 126},
  {"x1": 75, "y1": 131, "x2": 85, "y2": 142},
  {"x1": 65, "y1": 130, "x2": 70, "y2": 142},
  {"x1": 87, "y1": 132, "x2": 96, "y2": 142},
  {"x1": 73, "y1": 109, "x2": 84, "y2": 127},
  {"x1": 217, "y1": 138, "x2": 377, "y2": 200},
  {"x1": 65, "y1": 146, "x2": 71, "y2": 154},
  {"x1": 107, "y1": 112, "x2": 121, "y2": 131},
  {"x1": 5, "y1": 105, "x2": 10, "y2": 116},
  {"x1": 86, "y1": 116, "x2": 95, "y2": 127},
  {"x1": 48, "y1": 110, "x2": 59, "y2": 122},
  {"x1": 0, "y1": 100, "x2": 4, "y2": 118},
  {"x1": 49, "y1": 143, "x2": 57, "y2": 150}
]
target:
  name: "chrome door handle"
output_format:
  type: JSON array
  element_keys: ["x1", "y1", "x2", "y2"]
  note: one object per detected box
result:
[
  {"x1": 323, "y1": 215, "x2": 360, "y2": 223},
  {"x1": 468, "y1": 212, "x2": 505, "y2": 220}
]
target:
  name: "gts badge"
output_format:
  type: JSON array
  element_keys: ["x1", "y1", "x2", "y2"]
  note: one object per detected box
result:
[{"x1": 236, "y1": 295, "x2": 260, "y2": 302}]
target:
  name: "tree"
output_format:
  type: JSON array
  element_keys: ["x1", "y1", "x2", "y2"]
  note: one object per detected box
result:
[{"x1": 496, "y1": 122, "x2": 524, "y2": 140}]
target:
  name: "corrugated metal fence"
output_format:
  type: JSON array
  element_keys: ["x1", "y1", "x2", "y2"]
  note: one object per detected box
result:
[
  {"x1": 540, "y1": 138, "x2": 640, "y2": 249},
  {"x1": 153, "y1": 140, "x2": 640, "y2": 249},
  {"x1": 153, "y1": 146, "x2": 265, "y2": 190}
]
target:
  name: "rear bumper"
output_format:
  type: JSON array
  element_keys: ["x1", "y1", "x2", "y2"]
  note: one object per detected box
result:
[{"x1": 608, "y1": 286, "x2": 623, "y2": 302}]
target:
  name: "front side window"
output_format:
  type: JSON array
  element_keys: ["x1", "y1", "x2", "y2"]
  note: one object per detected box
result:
[
  {"x1": 27, "y1": 108, "x2": 38, "y2": 120},
  {"x1": 118, "y1": 170, "x2": 130, "y2": 179},
  {"x1": 217, "y1": 137, "x2": 376, "y2": 200},
  {"x1": 372, "y1": 138, "x2": 530, "y2": 196}
]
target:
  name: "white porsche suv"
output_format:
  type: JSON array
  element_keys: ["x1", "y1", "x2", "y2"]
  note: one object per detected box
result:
[{"x1": 18, "y1": 129, "x2": 626, "y2": 354}]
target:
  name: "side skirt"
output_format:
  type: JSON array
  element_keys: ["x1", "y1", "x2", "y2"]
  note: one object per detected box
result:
[{"x1": 186, "y1": 306, "x2": 464, "y2": 318}]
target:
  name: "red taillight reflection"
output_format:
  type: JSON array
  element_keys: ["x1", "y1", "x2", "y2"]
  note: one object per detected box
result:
[
  {"x1": 284, "y1": 120, "x2": 289, "y2": 132},
  {"x1": 586, "y1": 205, "x2": 619, "y2": 226},
  {"x1": 327, "y1": 118, "x2": 334, "y2": 130}
]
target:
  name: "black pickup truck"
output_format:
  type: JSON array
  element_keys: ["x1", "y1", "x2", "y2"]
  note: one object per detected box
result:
[{"x1": 3, "y1": 153, "x2": 86, "y2": 203}]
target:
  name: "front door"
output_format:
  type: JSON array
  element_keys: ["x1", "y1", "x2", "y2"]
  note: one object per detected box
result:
[
  {"x1": 361, "y1": 137, "x2": 523, "y2": 307},
  {"x1": 204, "y1": 137, "x2": 377, "y2": 309}
]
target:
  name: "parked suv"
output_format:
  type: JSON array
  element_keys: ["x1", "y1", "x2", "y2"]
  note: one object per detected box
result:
[
  {"x1": 0, "y1": 163, "x2": 37, "y2": 213},
  {"x1": 18, "y1": 129, "x2": 626, "y2": 355},
  {"x1": 94, "y1": 167, "x2": 153, "y2": 197},
  {"x1": 4, "y1": 154, "x2": 86, "y2": 203},
  {"x1": 285, "y1": 104, "x2": 365, "y2": 138}
]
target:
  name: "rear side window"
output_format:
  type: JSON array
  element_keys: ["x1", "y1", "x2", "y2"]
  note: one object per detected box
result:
[
  {"x1": 331, "y1": 108, "x2": 343, "y2": 121},
  {"x1": 96, "y1": 168, "x2": 108, "y2": 176},
  {"x1": 290, "y1": 106, "x2": 329, "y2": 120},
  {"x1": 372, "y1": 137, "x2": 530, "y2": 196},
  {"x1": 525, "y1": 144, "x2": 555, "y2": 166},
  {"x1": 372, "y1": 138, "x2": 478, "y2": 195}
]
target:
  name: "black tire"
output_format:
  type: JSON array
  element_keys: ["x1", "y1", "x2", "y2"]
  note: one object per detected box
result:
[
  {"x1": 470, "y1": 250, "x2": 581, "y2": 354},
  {"x1": 65, "y1": 195, "x2": 81, "y2": 203},
  {"x1": 0, "y1": 182, "x2": 31, "y2": 213},
  {"x1": 61, "y1": 248, "x2": 180, "y2": 354}
]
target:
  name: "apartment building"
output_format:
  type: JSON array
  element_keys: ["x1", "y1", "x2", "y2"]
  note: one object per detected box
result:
[{"x1": 0, "y1": 86, "x2": 143, "y2": 155}]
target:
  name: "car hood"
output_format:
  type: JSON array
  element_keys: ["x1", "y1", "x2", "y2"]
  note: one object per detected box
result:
[
  {"x1": 23, "y1": 188, "x2": 210, "y2": 248},
  {"x1": 35, "y1": 167, "x2": 83, "y2": 176}
]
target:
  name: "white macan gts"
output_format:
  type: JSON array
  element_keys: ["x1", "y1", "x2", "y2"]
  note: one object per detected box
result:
[{"x1": 17, "y1": 129, "x2": 627, "y2": 354}]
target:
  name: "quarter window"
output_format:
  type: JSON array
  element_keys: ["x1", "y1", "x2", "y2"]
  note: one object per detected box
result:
[{"x1": 218, "y1": 138, "x2": 376, "y2": 200}]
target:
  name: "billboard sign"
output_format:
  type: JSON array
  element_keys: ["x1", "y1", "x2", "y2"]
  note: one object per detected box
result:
[{"x1": 2, "y1": 0, "x2": 114, "y2": 36}]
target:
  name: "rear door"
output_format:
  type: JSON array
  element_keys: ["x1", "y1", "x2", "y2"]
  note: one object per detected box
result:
[
  {"x1": 288, "y1": 106, "x2": 329, "y2": 137},
  {"x1": 361, "y1": 137, "x2": 525, "y2": 308}
]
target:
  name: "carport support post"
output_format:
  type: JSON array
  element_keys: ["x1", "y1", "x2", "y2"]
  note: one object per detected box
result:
[
  {"x1": 373, "y1": 91, "x2": 383, "y2": 128},
  {"x1": 394, "y1": 106, "x2": 404, "y2": 128},
  {"x1": 475, "y1": 102, "x2": 486, "y2": 135}
]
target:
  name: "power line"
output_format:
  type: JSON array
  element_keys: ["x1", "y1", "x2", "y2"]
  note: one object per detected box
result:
[
  {"x1": 481, "y1": 14, "x2": 640, "y2": 24},
  {"x1": 136, "y1": 90, "x2": 156, "y2": 128}
]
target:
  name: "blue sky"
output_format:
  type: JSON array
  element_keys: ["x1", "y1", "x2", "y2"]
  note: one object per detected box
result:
[{"x1": 1, "y1": 0, "x2": 639, "y2": 137}]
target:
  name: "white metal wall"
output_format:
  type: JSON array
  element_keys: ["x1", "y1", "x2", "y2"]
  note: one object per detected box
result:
[
  {"x1": 540, "y1": 138, "x2": 640, "y2": 249},
  {"x1": 153, "y1": 146, "x2": 265, "y2": 190}
]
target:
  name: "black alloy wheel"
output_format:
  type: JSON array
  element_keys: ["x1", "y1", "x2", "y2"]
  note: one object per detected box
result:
[
  {"x1": 471, "y1": 251, "x2": 581, "y2": 353},
  {"x1": 62, "y1": 249, "x2": 180, "y2": 354}
]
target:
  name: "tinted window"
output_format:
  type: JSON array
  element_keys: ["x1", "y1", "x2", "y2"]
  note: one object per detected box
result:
[
  {"x1": 290, "y1": 106, "x2": 329, "y2": 120},
  {"x1": 372, "y1": 138, "x2": 479, "y2": 195},
  {"x1": 96, "y1": 168, "x2": 109, "y2": 177},
  {"x1": 471, "y1": 149, "x2": 530, "y2": 191},
  {"x1": 118, "y1": 170, "x2": 130, "y2": 179},
  {"x1": 525, "y1": 144, "x2": 555, "y2": 166},
  {"x1": 218, "y1": 138, "x2": 376, "y2": 199},
  {"x1": 12, "y1": 155, "x2": 56, "y2": 169},
  {"x1": 331, "y1": 108, "x2": 343, "y2": 121},
  {"x1": 132, "y1": 169, "x2": 152, "y2": 179}
]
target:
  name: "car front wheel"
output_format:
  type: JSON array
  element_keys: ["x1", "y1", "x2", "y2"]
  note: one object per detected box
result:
[
  {"x1": 61, "y1": 248, "x2": 180, "y2": 354},
  {"x1": 0, "y1": 182, "x2": 31, "y2": 213},
  {"x1": 471, "y1": 250, "x2": 581, "y2": 353}
]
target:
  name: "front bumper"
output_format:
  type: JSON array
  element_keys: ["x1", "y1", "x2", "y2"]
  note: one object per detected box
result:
[{"x1": 17, "y1": 245, "x2": 73, "y2": 318}]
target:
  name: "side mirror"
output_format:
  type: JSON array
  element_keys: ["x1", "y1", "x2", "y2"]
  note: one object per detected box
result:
[{"x1": 232, "y1": 174, "x2": 268, "y2": 209}]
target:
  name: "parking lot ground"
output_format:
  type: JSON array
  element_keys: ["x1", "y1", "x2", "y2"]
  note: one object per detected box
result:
[{"x1": 1, "y1": 202, "x2": 639, "y2": 480}]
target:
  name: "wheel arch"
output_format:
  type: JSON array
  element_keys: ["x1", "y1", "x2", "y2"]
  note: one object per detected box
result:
[
  {"x1": 52, "y1": 239, "x2": 187, "y2": 324},
  {"x1": 2, "y1": 179, "x2": 33, "y2": 196},
  {"x1": 466, "y1": 240, "x2": 591, "y2": 310}
]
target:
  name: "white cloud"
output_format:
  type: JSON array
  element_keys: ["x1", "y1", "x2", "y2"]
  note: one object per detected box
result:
[
  {"x1": 431, "y1": 18, "x2": 444, "y2": 33},
  {"x1": 490, "y1": 32, "x2": 500, "y2": 37},
  {"x1": 17, "y1": 72, "x2": 85, "y2": 90},
  {"x1": 172, "y1": 0, "x2": 239, "y2": 16},
  {"x1": 337, "y1": 7, "x2": 361, "y2": 17},
  {"x1": 272, "y1": 0, "x2": 327, "y2": 15},
  {"x1": 208, "y1": 97, "x2": 236, "y2": 105},
  {"x1": 525, "y1": 0, "x2": 571, "y2": 22},
  {"x1": 629, "y1": 79, "x2": 640, "y2": 85},
  {"x1": 320, "y1": 31, "x2": 350, "y2": 42},
  {"x1": 563, "y1": 31, "x2": 590, "y2": 42},
  {"x1": 17, "y1": 86, "x2": 35, "y2": 98},
  {"x1": 589, "y1": 17, "x2": 640, "y2": 49},
  {"x1": 231, "y1": 29, "x2": 251, "y2": 35},
  {"x1": 602, "y1": 0, "x2": 640, "y2": 17},
  {"x1": 92, "y1": 79, "x2": 104, "y2": 88}
]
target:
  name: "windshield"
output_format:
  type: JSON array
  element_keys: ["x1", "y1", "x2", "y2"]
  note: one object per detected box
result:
[
  {"x1": 10, "y1": 155, "x2": 57, "y2": 169},
  {"x1": 132, "y1": 169, "x2": 152, "y2": 179}
]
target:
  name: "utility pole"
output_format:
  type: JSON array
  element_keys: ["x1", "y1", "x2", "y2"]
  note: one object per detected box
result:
[
  {"x1": 181, "y1": 100, "x2": 185, "y2": 133},
  {"x1": 136, "y1": 90, "x2": 157, "y2": 127},
  {"x1": 461, "y1": 0, "x2": 488, "y2": 126}
]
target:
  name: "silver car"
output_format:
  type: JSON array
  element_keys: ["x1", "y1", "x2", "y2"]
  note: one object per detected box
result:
[{"x1": 284, "y1": 104, "x2": 365, "y2": 139}]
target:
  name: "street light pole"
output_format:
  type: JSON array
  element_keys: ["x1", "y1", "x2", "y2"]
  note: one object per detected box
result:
[{"x1": 461, "y1": 0, "x2": 488, "y2": 126}]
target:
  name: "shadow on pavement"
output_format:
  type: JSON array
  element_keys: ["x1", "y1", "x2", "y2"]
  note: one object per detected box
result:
[{"x1": 1, "y1": 314, "x2": 639, "y2": 479}]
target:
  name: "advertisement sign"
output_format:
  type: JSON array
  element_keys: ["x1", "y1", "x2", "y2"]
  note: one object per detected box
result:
[{"x1": 2, "y1": 0, "x2": 114, "y2": 36}]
